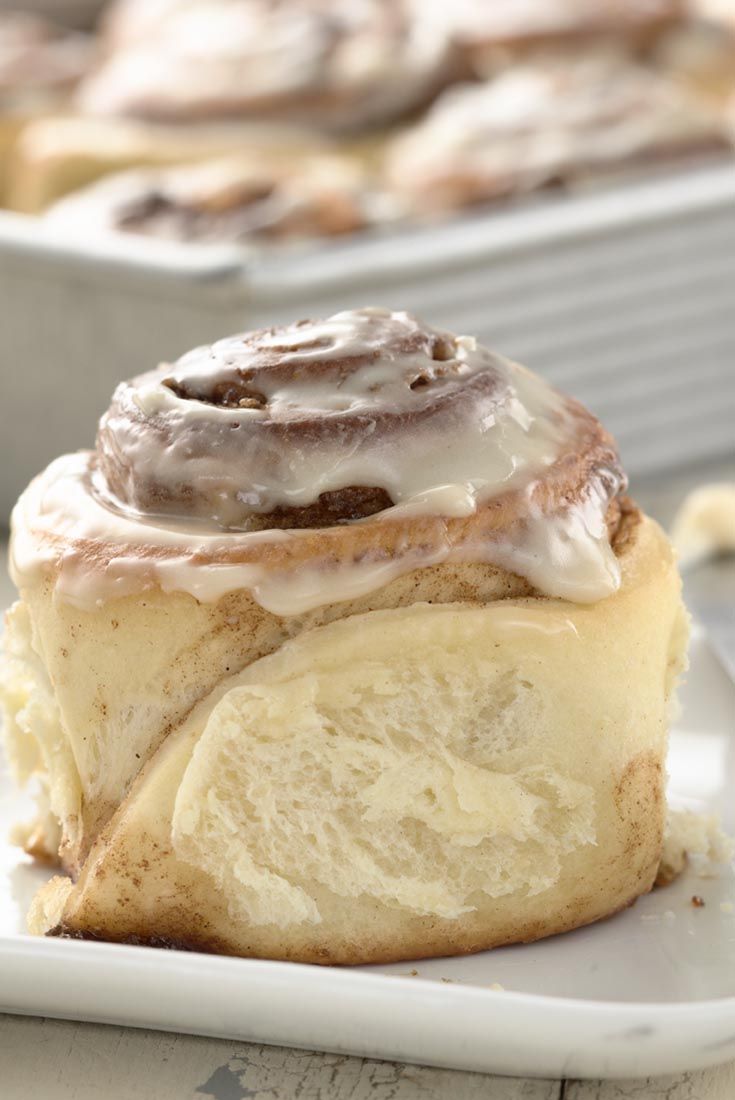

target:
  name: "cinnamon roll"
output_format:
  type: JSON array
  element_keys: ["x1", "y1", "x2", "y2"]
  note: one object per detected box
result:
[
  {"x1": 77, "y1": 0, "x2": 457, "y2": 134},
  {"x1": 384, "y1": 50, "x2": 732, "y2": 215},
  {"x1": 6, "y1": 114, "x2": 331, "y2": 214},
  {"x1": 423, "y1": 0, "x2": 684, "y2": 73},
  {"x1": 44, "y1": 153, "x2": 396, "y2": 245},
  {"x1": 2, "y1": 308, "x2": 688, "y2": 964}
]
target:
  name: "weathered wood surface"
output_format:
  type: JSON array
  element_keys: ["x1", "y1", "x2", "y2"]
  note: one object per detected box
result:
[
  {"x1": 565, "y1": 1060, "x2": 735, "y2": 1100},
  {"x1": 1, "y1": 1015, "x2": 733, "y2": 1100}
]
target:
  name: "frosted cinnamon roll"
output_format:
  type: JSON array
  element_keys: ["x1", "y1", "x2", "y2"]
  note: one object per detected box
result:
[
  {"x1": 77, "y1": 0, "x2": 457, "y2": 134},
  {"x1": 44, "y1": 153, "x2": 396, "y2": 244},
  {"x1": 6, "y1": 115, "x2": 333, "y2": 214},
  {"x1": 384, "y1": 50, "x2": 731, "y2": 215},
  {"x1": 2, "y1": 308, "x2": 688, "y2": 964},
  {"x1": 423, "y1": 0, "x2": 684, "y2": 73}
]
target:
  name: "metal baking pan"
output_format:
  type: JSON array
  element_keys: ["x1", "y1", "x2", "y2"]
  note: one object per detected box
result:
[{"x1": 1, "y1": 161, "x2": 735, "y2": 526}]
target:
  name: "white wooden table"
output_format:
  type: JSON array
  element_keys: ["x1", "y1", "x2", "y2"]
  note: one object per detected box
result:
[{"x1": 2, "y1": 461, "x2": 733, "y2": 1099}]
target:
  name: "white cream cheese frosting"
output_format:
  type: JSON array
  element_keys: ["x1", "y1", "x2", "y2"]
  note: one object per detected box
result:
[{"x1": 10, "y1": 308, "x2": 626, "y2": 614}]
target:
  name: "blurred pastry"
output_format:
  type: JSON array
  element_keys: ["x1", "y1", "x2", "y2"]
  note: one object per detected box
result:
[
  {"x1": 8, "y1": 0, "x2": 453, "y2": 214},
  {"x1": 0, "y1": 12, "x2": 92, "y2": 200},
  {"x1": 424, "y1": 0, "x2": 685, "y2": 74},
  {"x1": 44, "y1": 153, "x2": 399, "y2": 244},
  {"x1": 78, "y1": 0, "x2": 458, "y2": 134},
  {"x1": 0, "y1": 2, "x2": 105, "y2": 28},
  {"x1": 654, "y1": 3, "x2": 735, "y2": 103},
  {"x1": 695, "y1": 0, "x2": 735, "y2": 24},
  {"x1": 97, "y1": 0, "x2": 194, "y2": 48},
  {"x1": 5, "y1": 114, "x2": 333, "y2": 214},
  {"x1": 2, "y1": 307, "x2": 687, "y2": 963},
  {"x1": 384, "y1": 50, "x2": 732, "y2": 215}
]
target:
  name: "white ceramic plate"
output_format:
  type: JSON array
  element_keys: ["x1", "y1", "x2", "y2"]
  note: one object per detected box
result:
[{"x1": 0, "y1": 629, "x2": 733, "y2": 1080}]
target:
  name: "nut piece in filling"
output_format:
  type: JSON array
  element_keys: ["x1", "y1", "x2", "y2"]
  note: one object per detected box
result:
[{"x1": 1, "y1": 307, "x2": 688, "y2": 965}]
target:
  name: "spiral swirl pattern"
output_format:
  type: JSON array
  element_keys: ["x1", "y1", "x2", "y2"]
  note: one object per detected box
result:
[
  {"x1": 13, "y1": 308, "x2": 627, "y2": 610},
  {"x1": 97, "y1": 309, "x2": 539, "y2": 529}
]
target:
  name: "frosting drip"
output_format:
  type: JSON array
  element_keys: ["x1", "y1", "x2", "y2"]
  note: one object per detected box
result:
[
  {"x1": 11, "y1": 308, "x2": 627, "y2": 613},
  {"x1": 97, "y1": 308, "x2": 570, "y2": 529}
]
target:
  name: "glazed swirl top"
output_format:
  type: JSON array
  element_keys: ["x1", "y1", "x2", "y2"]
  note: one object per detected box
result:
[
  {"x1": 97, "y1": 308, "x2": 575, "y2": 530},
  {"x1": 12, "y1": 309, "x2": 627, "y2": 612}
]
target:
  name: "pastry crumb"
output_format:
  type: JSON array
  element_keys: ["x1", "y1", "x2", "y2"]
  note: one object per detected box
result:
[
  {"x1": 671, "y1": 483, "x2": 735, "y2": 568},
  {"x1": 691, "y1": 895, "x2": 705, "y2": 908},
  {"x1": 656, "y1": 809, "x2": 735, "y2": 887},
  {"x1": 720, "y1": 902, "x2": 735, "y2": 914}
]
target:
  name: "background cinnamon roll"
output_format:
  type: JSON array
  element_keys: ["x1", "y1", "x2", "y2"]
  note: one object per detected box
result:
[
  {"x1": 44, "y1": 152, "x2": 397, "y2": 244},
  {"x1": 6, "y1": 0, "x2": 457, "y2": 213},
  {"x1": 2, "y1": 308, "x2": 688, "y2": 964},
  {"x1": 6, "y1": 114, "x2": 334, "y2": 214},
  {"x1": 0, "y1": 12, "x2": 92, "y2": 201},
  {"x1": 424, "y1": 0, "x2": 685, "y2": 73},
  {"x1": 384, "y1": 50, "x2": 732, "y2": 215},
  {"x1": 77, "y1": 0, "x2": 458, "y2": 133}
]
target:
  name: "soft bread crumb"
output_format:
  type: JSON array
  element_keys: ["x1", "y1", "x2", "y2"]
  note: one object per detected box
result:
[
  {"x1": 671, "y1": 483, "x2": 735, "y2": 568},
  {"x1": 172, "y1": 625, "x2": 597, "y2": 928},
  {"x1": 656, "y1": 808, "x2": 735, "y2": 886},
  {"x1": 1, "y1": 602, "x2": 79, "y2": 863},
  {"x1": 27, "y1": 876, "x2": 73, "y2": 935}
]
